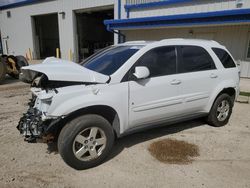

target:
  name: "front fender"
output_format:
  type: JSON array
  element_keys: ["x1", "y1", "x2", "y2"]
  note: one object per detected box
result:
[{"x1": 47, "y1": 83, "x2": 129, "y2": 134}]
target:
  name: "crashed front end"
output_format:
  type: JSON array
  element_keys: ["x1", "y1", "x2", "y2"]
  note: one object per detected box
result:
[
  {"x1": 17, "y1": 57, "x2": 110, "y2": 143},
  {"x1": 17, "y1": 87, "x2": 59, "y2": 143}
]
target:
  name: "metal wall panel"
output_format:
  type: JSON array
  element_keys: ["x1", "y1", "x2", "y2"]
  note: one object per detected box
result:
[
  {"x1": 123, "y1": 0, "x2": 250, "y2": 19},
  {"x1": 123, "y1": 24, "x2": 250, "y2": 61},
  {"x1": 123, "y1": 23, "x2": 250, "y2": 77},
  {"x1": 0, "y1": 0, "x2": 114, "y2": 61},
  {"x1": 1, "y1": 0, "x2": 250, "y2": 64}
]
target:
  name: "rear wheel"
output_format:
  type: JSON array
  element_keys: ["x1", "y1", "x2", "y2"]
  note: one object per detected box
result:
[
  {"x1": 206, "y1": 93, "x2": 233, "y2": 127},
  {"x1": 58, "y1": 114, "x2": 114, "y2": 170}
]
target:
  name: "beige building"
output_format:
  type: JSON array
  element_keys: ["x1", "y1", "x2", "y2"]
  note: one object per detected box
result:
[{"x1": 1, "y1": 0, "x2": 250, "y2": 77}]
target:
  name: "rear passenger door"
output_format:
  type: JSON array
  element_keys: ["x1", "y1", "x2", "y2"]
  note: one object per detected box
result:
[{"x1": 177, "y1": 45, "x2": 218, "y2": 114}]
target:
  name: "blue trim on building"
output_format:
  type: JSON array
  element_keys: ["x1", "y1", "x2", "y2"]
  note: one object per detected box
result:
[
  {"x1": 0, "y1": 0, "x2": 43, "y2": 10},
  {"x1": 117, "y1": 0, "x2": 122, "y2": 43},
  {"x1": 104, "y1": 9, "x2": 250, "y2": 30},
  {"x1": 126, "y1": 9, "x2": 130, "y2": 18},
  {"x1": 118, "y1": 0, "x2": 121, "y2": 19}
]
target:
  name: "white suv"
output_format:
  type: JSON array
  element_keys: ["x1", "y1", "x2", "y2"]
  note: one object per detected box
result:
[{"x1": 18, "y1": 39, "x2": 240, "y2": 169}]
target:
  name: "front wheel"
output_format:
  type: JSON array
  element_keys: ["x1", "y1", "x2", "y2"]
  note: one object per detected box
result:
[
  {"x1": 58, "y1": 114, "x2": 114, "y2": 170},
  {"x1": 206, "y1": 93, "x2": 233, "y2": 127}
]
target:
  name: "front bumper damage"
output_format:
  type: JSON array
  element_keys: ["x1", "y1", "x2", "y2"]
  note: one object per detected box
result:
[
  {"x1": 17, "y1": 106, "x2": 43, "y2": 142},
  {"x1": 17, "y1": 90, "x2": 60, "y2": 143},
  {"x1": 17, "y1": 105, "x2": 61, "y2": 143}
]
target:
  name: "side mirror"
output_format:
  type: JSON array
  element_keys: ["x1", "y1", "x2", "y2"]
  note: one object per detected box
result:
[{"x1": 133, "y1": 66, "x2": 150, "y2": 80}]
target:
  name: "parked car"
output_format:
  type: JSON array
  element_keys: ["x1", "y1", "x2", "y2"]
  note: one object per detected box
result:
[{"x1": 18, "y1": 39, "x2": 240, "y2": 170}]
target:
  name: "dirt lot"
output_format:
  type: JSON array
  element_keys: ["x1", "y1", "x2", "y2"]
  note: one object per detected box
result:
[{"x1": 0, "y1": 78, "x2": 250, "y2": 188}]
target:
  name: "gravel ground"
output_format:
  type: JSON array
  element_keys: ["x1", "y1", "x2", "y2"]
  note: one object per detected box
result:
[
  {"x1": 0, "y1": 78, "x2": 250, "y2": 188},
  {"x1": 240, "y1": 78, "x2": 250, "y2": 92}
]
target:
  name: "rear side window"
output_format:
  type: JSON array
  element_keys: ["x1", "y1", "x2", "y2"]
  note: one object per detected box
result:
[
  {"x1": 212, "y1": 48, "x2": 236, "y2": 68},
  {"x1": 136, "y1": 46, "x2": 177, "y2": 77},
  {"x1": 178, "y1": 46, "x2": 216, "y2": 73}
]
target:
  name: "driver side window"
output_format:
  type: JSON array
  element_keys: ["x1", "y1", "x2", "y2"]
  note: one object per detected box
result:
[{"x1": 135, "y1": 46, "x2": 177, "y2": 78}]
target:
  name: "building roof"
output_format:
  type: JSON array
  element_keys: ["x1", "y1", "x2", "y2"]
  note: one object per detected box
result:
[{"x1": 0, "y1": 0, "x2": 43, "y2": 10}]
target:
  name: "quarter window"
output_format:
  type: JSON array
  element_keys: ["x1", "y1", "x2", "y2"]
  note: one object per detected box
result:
[
  {"x1": 178, "y1": 46, "x2": 216, "y2": 73},
  {"x1": 136, "y1": 46, "x2": 177, "y2": 77},
  {"x1": 212, "y1": 48, "x2": 236, "y2": 68}
]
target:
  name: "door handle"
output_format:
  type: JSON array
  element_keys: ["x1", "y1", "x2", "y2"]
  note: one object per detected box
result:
[
  {"x1": 210, "y1": 73, "x2": 218, "y2": 78},
  {"x1": 171, "y1": 79, "x2": 181, "y2": 85}
]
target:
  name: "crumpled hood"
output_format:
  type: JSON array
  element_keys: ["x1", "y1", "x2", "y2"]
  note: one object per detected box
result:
[{"x1": 20, "y1": 57, "x2": 109, "y2": 83}]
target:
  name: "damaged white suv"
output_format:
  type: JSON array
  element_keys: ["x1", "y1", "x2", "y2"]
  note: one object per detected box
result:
[{"x1": 18, "y1": 39, "x2": 239, "y2": 169}]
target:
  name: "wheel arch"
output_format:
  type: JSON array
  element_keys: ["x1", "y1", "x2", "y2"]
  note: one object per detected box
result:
[
  {"x1": 47, "y1": 105, "x2": 121, "y2": 139},
  {"x1": 206, "y1": 86, "x2": 237, "y2": 112},
  {"x1": 216, "y1": 87, "x2": 236, "y2": 101}
]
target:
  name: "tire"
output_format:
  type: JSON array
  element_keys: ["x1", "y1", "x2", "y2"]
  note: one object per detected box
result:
[
  {"x1": 58, "y1": 114, "x2": 114, "y2": 170},
  {"x1": 6, "y1": 56, "x2": 19, "y2": 79},
  {"x1": 206, "y1": 93, "x2": 233, "y2": 127},
  {"x1": 8, "y1": 72, "x2": 19, "y2": 79},
  {"x1": 0, "y1": 60, "x2": 7, "y2": 83},
  {"x1": 16, "y1": 56, "x2": 29, "y2": 68}
]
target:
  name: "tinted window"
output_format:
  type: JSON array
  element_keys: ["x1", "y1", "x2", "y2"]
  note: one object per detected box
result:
[
  {"x1": 136, "y1": 46, "x2": 177, "y2": 77},
  {"x1": 82, "y1": 46, "x2": 142, "y2": 75},
  {"x1": 212, "y1": 48, "x2": 236, "y2": 68},
  {"x1": 179, "y1": 46, "x2": 216, "y2": 73}
]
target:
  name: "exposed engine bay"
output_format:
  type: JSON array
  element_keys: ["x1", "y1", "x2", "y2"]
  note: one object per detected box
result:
[
  {"x1": 16, "y1": 57, "x2": 110, "y2": 143},
  {"x1": 16, "y1": 74, "x2": 92, "y2": 143},
  {"x1": 17, "y1": 99, "x2": 44, "y2": 142},
  {"x1": 17, "y1": 84, "x2": 58, "y2": 143}
]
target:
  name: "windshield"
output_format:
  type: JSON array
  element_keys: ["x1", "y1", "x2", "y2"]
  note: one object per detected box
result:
[{"x1": 81, "y1": 45, "x2": 143, "y2": 75}]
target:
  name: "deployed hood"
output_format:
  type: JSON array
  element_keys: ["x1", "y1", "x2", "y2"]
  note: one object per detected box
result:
[{"x1": 20, "y1": 57, "x2": 109, "y2": 84}]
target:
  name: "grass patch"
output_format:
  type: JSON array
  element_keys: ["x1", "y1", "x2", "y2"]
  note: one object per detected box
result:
[
  {"x1": 148, "y1": 138, "x2": 199, "y2": 164},
  {"x1": 240, "y1": 91, "x2": 250, "y2": 97}
]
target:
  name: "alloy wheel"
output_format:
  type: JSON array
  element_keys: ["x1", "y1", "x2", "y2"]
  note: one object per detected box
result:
[
  {"x1": 216, "y1": 100, "x2": 230, "y2": 122},
  {"x1": 72, "y1": 127, "x2": 107, "y2": 161}
]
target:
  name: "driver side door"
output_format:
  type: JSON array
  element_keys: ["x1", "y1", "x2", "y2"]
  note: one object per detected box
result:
[{"x1": 128, "y1": 46, "x2": 183, "y2": 129}]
